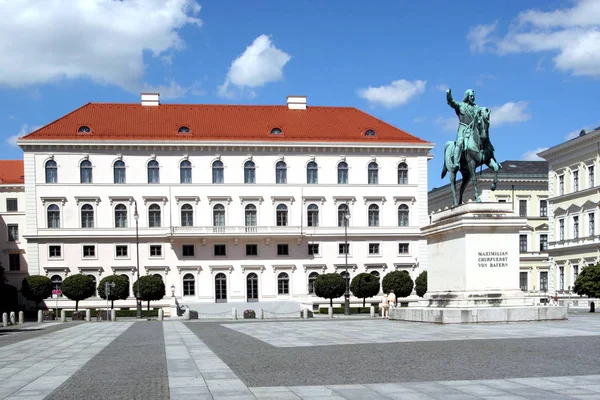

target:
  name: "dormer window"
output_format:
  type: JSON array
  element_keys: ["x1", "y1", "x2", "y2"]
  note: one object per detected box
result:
[
  {"x1": 178, "y1": 126, "x2": 190, "y2": 134},
  {"x1": 271, "y1": 127, "x2": 282, "y2": 135},
  {"x1": 78, "y1": 126, "x2": 91, "y2": 133},
  {"x1": 365, "y1": 129, "x2": 376, "y2": 137}
]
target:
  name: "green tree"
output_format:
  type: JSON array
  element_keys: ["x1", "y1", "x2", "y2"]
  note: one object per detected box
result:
[
  {"x1": 61, "y1": 274, "x2": 96, "y2": 310},
  {"x1": 98, "y1": 275, "x2": 130, "y2": 309},
  {"x1": 21, "y1": 275, "x2": 53, "y2": 309},
  {"x1": 573, "y1": 263, "x2": 600, "y2": 298},
  {"x1": 415, "y1": 270, "x2": 428, "y2": 298},
  {"x1": 133, "y1": 275, "x2": 165, "y2": 310},
  {"x1": 382, "y1": 270, "x2": 414, "y2": 298},
  {"x1": 350, "y1": 272, "x2": 380, "y2": 308},
  {"x1": 314, "y1": 273, "x2": 346, "y2": 308}
]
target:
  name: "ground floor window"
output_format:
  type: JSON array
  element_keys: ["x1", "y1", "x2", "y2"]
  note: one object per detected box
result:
[
  {"x1": 183, "y1": 273, "x2": 195, "y2": 296},
  {"x1": 278, "y1": 272, "x2": 289, "y2": 294}
]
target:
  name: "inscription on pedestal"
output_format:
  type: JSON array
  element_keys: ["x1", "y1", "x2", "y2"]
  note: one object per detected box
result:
[{"x1": 477, "y1": 251, "x2": 509, "y2": 268}]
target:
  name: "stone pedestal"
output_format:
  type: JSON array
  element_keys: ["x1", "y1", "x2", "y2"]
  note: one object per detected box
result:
[{"x1": 390, "y1": 203, "x2": 567, "y2": 323}]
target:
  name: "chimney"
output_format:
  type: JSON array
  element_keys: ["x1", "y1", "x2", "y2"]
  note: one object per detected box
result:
[
  {"x1": 141, "y1": 92, "x2": 160, "y2": 106},
  {"x1": 287, "y1": 95, "x2": 307, "y2": 110}
]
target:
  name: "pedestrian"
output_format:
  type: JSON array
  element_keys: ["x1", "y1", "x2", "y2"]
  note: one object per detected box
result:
[{"x1": 380, "y1": 294, "x2": 389, "y2": 318}]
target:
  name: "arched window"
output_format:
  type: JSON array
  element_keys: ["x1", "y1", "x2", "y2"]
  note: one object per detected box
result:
[
  {"x1": 180, "y1": 160, "x2": 192, "y2": 184},
  {"x1": 245, "y1": 204, "x2": 257, "y2": 232},
  {"x1": 215, "y1": 272, "x2": 227, "y2": 303},
  {"x1": 244, "y1": 160, "x2": 256, "y2": 184},
  {"x1": 80, "y1": 160, "x2": 92, "y2": 184},
  {"x1": 212, "y1": 160, "x2": 224, "y2": 184},
  {"x1": 307, "y1": 161, "x2": 318, "y2": 184},
  {"x1": 247, "y1": 273, "x2": 258, "y2": 301},
  {"x1": 368, "y1": 162, "x2": 379, "y2": 185},
  {"x1": 338, "y1": 204, "x2": 350, "y2": 227},
  {"x1": 337, "y1": 161, "x2": 349, "y2": 184},
  {"x1": 308, "y1": 272, "x2": 319, "y2": 294},
  {"x1": 398, "y1": 162, "x2": 408, "y2": 185},
  {"x1": 47, "y1": 204, "x2": 60, "y2": 228},
  {"x1": 368, "y1": 204, "x2": 380, "y2": 227},
  {"x1": 183, "y1": 273, "x2": 195, "y2": 296},
  {"x1": 147, "y1": 160, "x2": 160, "y2": 184},
  {"x1": 213, "y1": 204, "x2": 225, "y2": 226},
  {"x1": 51, "y1": 275, "x2": 62, "y2": 296},
  {"x1": 276, "y1": 161, "x2": 287, "y2": 184},
  {"x1": 45, "y1": 160, "x2": 57, "y2": 183},
  {"x1": 148, "y1": 204, "x2": 161, "y2": 227},
  {"x1": 398, "y1": 204, "x2": 409, "y2": 227},
  {"x1": 276, "y1": 204, "x2": 288, "y2": 226},
  {"x1": 114, "y1": 160, "x2": 126, "y2": 184},
  {"x1": 307, "y1": 204, "x2": 319, "y2": 227},
  {"x1": 181, "y1": 204, "x2": 193, "y2": 227},
  {"x1": 88, "y1": 275, "x2": 97, "y2": 296},
  {"x1": 81, "y1": 204, "x2": 94, "y2": 228},
  {"x1": 115, "y1": 204, "x2": 128, "y2": 228},
  {"x1": 278, "y1": 272, "x2": 289, "y2": 294}
]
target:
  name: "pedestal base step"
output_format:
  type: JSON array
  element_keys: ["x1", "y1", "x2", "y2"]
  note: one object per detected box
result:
[{"x1": 389, "y1": 306, "x2": 568, "y2": 324}]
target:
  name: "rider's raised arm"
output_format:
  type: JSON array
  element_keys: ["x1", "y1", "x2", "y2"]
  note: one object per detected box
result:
[{"x1": 446, "y1": 89, "x2": 459, "y2": 110}]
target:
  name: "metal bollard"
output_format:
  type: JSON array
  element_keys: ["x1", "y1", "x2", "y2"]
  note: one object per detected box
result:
[
  {"x1": 60, "y1": 310, "x2": 66, "y2": 322},
  {"x1": 38, "y1": 310, "x2": 43, "y2": 323},
  {"x1": 232, "y1": 308, "x2": 237, "y2": 320},
  {"x1": 259, "y1": 308, "x2": 264, "y2": 319},
  {"x1": 18, "y1": 311, "x2": 24, "y2": 325},
  {"x1": 302, "y1": 308, "x2": 308, "y2": 319},
  {"x1": 85, "y1": 309, "x2": 91, "y2": 322},
  {"x1": 2, "y1": 312, "x2": 7, "y2": 327},
  {"x1": 10, "y1": 312, "x2": 16, "y2": 325},
  {"x1": 328, "y1": 307, "x2": 333, "y2": 318},
  {"x1": 370, "y1": 305, "x2": 375, "y2": 318},
  {"x1": 111, "y1": 309, "x2": 116, "y2": 322},
  {"x1": 158, "y1": 309, "x2": 164, "y2": 321}
]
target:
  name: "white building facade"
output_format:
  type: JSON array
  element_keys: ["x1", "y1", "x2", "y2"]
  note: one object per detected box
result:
[{"x1": 18, "y1": 94, "x2": 433, "y2": 309}]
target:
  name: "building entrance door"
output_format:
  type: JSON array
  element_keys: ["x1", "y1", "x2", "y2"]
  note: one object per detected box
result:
[
  {"x1": 215, "y1": 273, "x2": 227, "y2": 303},
  {"x1": 247, "y1": 273, "x2": 258, "y2": 302}
]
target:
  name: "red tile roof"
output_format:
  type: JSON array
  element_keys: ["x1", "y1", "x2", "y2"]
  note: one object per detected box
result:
[
  {"x1": 20, "y1": 103, "x2": 429, "y2": 144},
  {"x1": 0, "y1": 160, "x2": 24, "y2": 184}
]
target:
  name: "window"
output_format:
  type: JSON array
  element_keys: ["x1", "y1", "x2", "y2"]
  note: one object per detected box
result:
[
  {"x1": 574, "y1": 265, "x2": 579, "y2": 283},
  {"x1": 49, "y1": 245, "x2": 62, "y2": 258},
  {"x1": 559, "y1": 175, "x2": 564, "y2": 195},
  {"x1": 51, "y1": 275, "x2": 62, "y2": 295},
  {"x1": 574, "y1": 216, "x2": 579, "y2": 239},
  {"x1": 590, "y1": 166, "x2": 595, "y2": 188},
  {"x1": 244, "y1": 160, "x2": 256, "y2": 184},
  {"x1": 115, "y1": 204, "x2": 127, "y2": 228},
  {"x1": 307, "y1": 204, "x2": 319, "y2": 227},
  {"x1": 47, "y1": 204, "x2": 60, "y2": 228},
  {"x1": 590, "y1": 213, "x2": 595, "y2": 236},
  {"x1": 214, "y1": 244, "x2": 226, "y2": 256},
  {"x1": 519, "y1": 235, "x2": 527, "y2": 252},
  {"x1": 308, "y1": 272, "x2": 319, "y2": 294},
  {"x1": 277, "y1": 244, "x2": 289, "y2": 256},
  {"x1": 338, "y1": 204, "x2": 350, "y2": 227},
  {"x1": 368, "y1": 243, "x2": 380, "y2": 255},
  {"x1": 368, "y1": 162, "x2": 379, "y2": 184},
  {"x1": 6, "y1": 198, "x2": 17, "y2": 212},
  {"x1": 398, "y1": 243, "x2": 409, "y2": 254},
  {"x1": 178, "y1": 126, "x2": 190, "y2": 134},
  {"x1": 277, "y1": 272, "x2": 289, "y2": 294},
  {"x1": 339, "y1": 243, "x2": 350, "y2": 255},
  {"x1": 539, "y1": 200, "x2": 547, "y2": 217},
  {"x1": 78, "y1": 125, "x2": 91, "y2": 133},
  {"x1": 559, "y1": 219, "x2": 565, "y2": 241},
  {"x1": 368, "y1": 204, "x2": 380, "y2": 227},
  {"x1": 150, "y1": 245, "x2": 162, "y2": 257},
  {"x1": 365, "y1": 129, "x2": 376, "y2": 136},
  {"x1": 81, "y1": 204, "x2": 94, "y2": 228},
  {"x1": 398, "y1": 205, "x2": 409, "y2": 227},
  {"x1": 519, "y1": 200, "x2": 527, "y2": 217},
  {"x1": 245, "y1": 204, "x2": 257, "y2": 231},
  {"x1": 271, "y1": 127, "x2": 282, "y2": 135},
  {"x1": 180, "y1": 160, "x2": 192, "y2": 184},
  {"x1": 182, "y1": 245, "x2": 194, "y2": 257},
  {"x1": 83, "y1": 245, "x2": 96, "y2": 258},
  {"x1": 8, "y1": 254, "x2": 20, "y2": 271},
  {"x1": 246, "y1": 244, "x2": 258, "y2": 256},
  {"x1": 308, "y1": 243, "x2": 319, "y2": 256},
  {"x1": 276, "y1": 161, "x2": 287, "y2": 184},
  {"x1": 559, "y1": 266, "x2": 565, "y2": 291},
  {"x1": 213, "y1": 204, "x2": 225, "y2": 226},
  {"x1": 149, "y1": 204, "x2": 161, "y2": 227},
  {"x1": 7, "y1": 224, "x2": 18, "y2": 242},
  {"x1": 45, "y1": 160, "x2": 57, "y2": 183},
  {"x1": 276, "y1": 204, "x2": 288, "y2": 226},
  {"x1": 212, "y1": 160, "x2": 224, "y2": 184},
  {"x1": 181, "y1": 204, "x2": 193, "y2": 227},
  {"x1": 540, "y1": 234, "x2": 548, "y2": 251},
  {"x1": 183, "y1": 273, "x2": 195, "y2": 296},
  {"x1": 114, "y1": 160, "x2": 126, "y2": 184},
  {"x1": 337, "y1": 161, "x2": 348, "y2": 184},
  {"x1": 540, "y1": 271, "x2": 548, "y2": 292},
  {"x1": 398, "y1": 162, "x2": 408, "y2": 185},
  {"x1": 116, "y1": 245, "x2": 128, "y2": 258},
  {"x1": 146, "y1": 160, "x2": 159, "y2": 183},
  {"x1": 574, "y1": 170, "x2": 579, "y2": 191},
  {"x1": 520, "y1": 272, "x2": 528, "y2": 291},
  {"x1": 498, "y1": 199, "x2": 507, "y2": 203},
  {"x1": 80, "y1": 160, "x2": 92, "y2": 183},
  {"x1": 307, "y1": 161, "x2": 318, "y2": 184}
]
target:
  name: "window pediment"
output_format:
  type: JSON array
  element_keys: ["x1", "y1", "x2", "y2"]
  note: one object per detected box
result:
[
  {"x1": 41, "y1": 197, "x2": 66, "y2": 206},
  {"x1": 75, "y1": 196, "x2": 101, "y2": 206},
  {"x1": 143, "y1": 196, "x2": 168, "y2": 205}
]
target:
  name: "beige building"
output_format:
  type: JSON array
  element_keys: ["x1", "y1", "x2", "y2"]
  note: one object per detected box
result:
[
  {"x1": 539, "y1": 128, "x2": 600, "y2": 295},
  {"x1": 428, "y1": 160, "x2": 549, "y2": 293}
]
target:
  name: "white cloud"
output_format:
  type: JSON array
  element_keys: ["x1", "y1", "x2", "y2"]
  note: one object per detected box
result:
[
  {"x1": 467, "y1": 1, "x2": 600, "y2": 77},
  {"x1": 0, "y1": 0, "x2": 202, "y2": 92},
  {"x1": 413, "y1": 116, "x2": 426, "y2": 123},
  {"x1": 436, "y1": 84, "x2": 449, "y2": 92},
  {"x1": 490, "y1": 101, "x2": 531, "y2": 126},
  {"x1": 522, "y1": 147, "x2": 549, "y2": 161},
  {"x1": 564, "y1": 123, "x2": 600, "y2": 140},
  {"x1": 218, "y1": 35, "x2": 291, "y2": 98},
  {"x1": 357, "y1": 79, "x2": 426, "y2": 108},
  {"x1": 436, "y1": 116, "x2": 456, "y2": 133},
  {"x1": 7, "y1": 124, "x2": 42, "y2": 147},
  {"x1": 141, "y1": 80, "x2": 204, "y2": 99}
]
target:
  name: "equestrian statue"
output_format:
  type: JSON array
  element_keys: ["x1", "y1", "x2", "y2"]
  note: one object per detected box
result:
[{"x1": 441, "y1": 88, "x2": 501, "y2": 207}]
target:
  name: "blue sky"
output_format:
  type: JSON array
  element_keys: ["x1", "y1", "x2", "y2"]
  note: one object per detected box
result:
[{"x1": 1, "y1": 0, "x2": 599, "y2": 189}]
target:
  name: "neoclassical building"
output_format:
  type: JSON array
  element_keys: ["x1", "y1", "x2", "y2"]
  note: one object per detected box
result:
[
  {"x1": 428, "y1": 160, "x2": 549, "y2": 293},
  {"x1": 16, "y1": 94, "x2": 433, "y2": 309}
]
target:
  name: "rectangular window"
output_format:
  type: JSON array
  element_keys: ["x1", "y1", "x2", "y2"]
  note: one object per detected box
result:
[
  {"x1": 83, "y1": 245, "x2": 96, "y2": 258},
  {"x1": 519, "y1": 235, "x2": 527, "y2": 252},
  {"x1": 214, "y1": 244, "x2": 226, "y2": 256},
  {"x1": 574, "y1": 170, "x2": 579, "y2": 191},
  {"x1": 114, "y1": 167, "x2": 126, "y2": 184},
  {"x1": 246, "y1": 244, "x2": 258, "y2": 256},
  {"x1": 277, "y1": 244, "x2": 289, "y2": 256},
  {"x1": 539, "y1": 234, "x2": 548, "y2": 251},
  {"x1": 498, "y1": 199, "x2": 507, "y2": 203},
  {"x1": 559, "y1": 266, "x2": 564, "y2": 291},
  {"x1": 308, "y1": 243, "x2": 319, "y2": 256},
  {"x1": 6, "y1": 198, "x2": 17, "y2": 212},
  {"x1": 590, "y1": 166, "x2": 595, "y2": 188},
  {"x1": 180, "y1": 168, "x2": 192, "y2": 184},
  {"x1": 7, "y1": 224, "x2": 18, "y2": 242},
  {"x1": 149, "y1": 244, "x2": 162, "y2": 257},
  {"x1": 368, "y1": 243, "x2": 380, "y2": 255},
  {"x1": 590, "y1": 213, "x2": 595, "y2": 237},
  {"x1": 116, "y1": 245, "x2": 128, "y2": 258},
  {"x1": 338, "y1": 243, "x2": 350, "y2": 255},
  {"x1": 573, "y1": 265, "x2": 579, "y2": 283},
  {"x1": 540, "y1": 271, "x2": 548, "y2": 292},
  {"x1": 559, "y1": 175, "x2": 564, "y2": 196},
  {"x1": 49, "y1": 245, "x2": 62, "y2": 258},
  {"x1": 539, "y1": 200, "x2": 547, "y2": 217},
  {"x1": 519, "y1": 200, "x2": 527, "y2": 217},
  {"x1": 398, "y1": 243, "x2": 409, "y2": 254},
  {"x1": 559, "y1": 219, "x2": 565, "y2": 241},
  {"x1": 519, "y1": 271, "x2": 527, "y2": 291},
  {"x1": 8, "y1": 253, "x2": 20, "y2": 271},
  {"x1": 338, "y1": 168, "x2": 348, "y2": 184},
  {"x1": 182, "y1": 244, "x2": 194, "y2": 257},
  {"x1": 574, "y1": 216, "x2": 579, "y2": 239}
]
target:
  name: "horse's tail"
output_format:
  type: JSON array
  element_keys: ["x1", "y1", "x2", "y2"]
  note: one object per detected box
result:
[{"x1": 441, "y1": 141, "x2": 454, "y2": 179}]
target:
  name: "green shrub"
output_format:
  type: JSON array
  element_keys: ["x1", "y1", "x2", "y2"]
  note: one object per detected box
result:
[
  {"x1": 21, "y1": 276, "x2": 53, "y2": 309},
  {"x1": 574, "y1": 263, "x2": 600, "y2": 298},
  {"x1": 382, "y1": 270, "x2": 414, "y2": 298},
  {"x1": 61, "y1": 274, "x2": 96, "y2": 310},
  {"x1": 98, "y1": 275, "x2": 129, "y2": 308},
  {"x1": 415, "y1": 270, "x2": 428, "y2": 297},
  {"x1": 319, "y1": 306, "x2": 380, "y2": 314},
  {"x1": 133, "y1": 275, "x2": 166, "y2": 310},
  {"x1": 350, "y1": 273, "x2": 380, "y2": 307},
  {"x1": 314, "y1": 273, "x2": 346, "y2": 307}
]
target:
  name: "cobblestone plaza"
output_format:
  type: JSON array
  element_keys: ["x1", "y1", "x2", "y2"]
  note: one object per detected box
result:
[{"x1": 2, "y1": 314, "x2": 600, "y2": 399}]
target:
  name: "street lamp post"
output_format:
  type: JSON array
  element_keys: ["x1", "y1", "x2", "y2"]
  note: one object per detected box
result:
[
  {"x1": 134, "y1": 200, "x2": 142, "y2": 319},
  {"x1": 343, "y1": 204, "x2": 351, "y2": 315}
]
